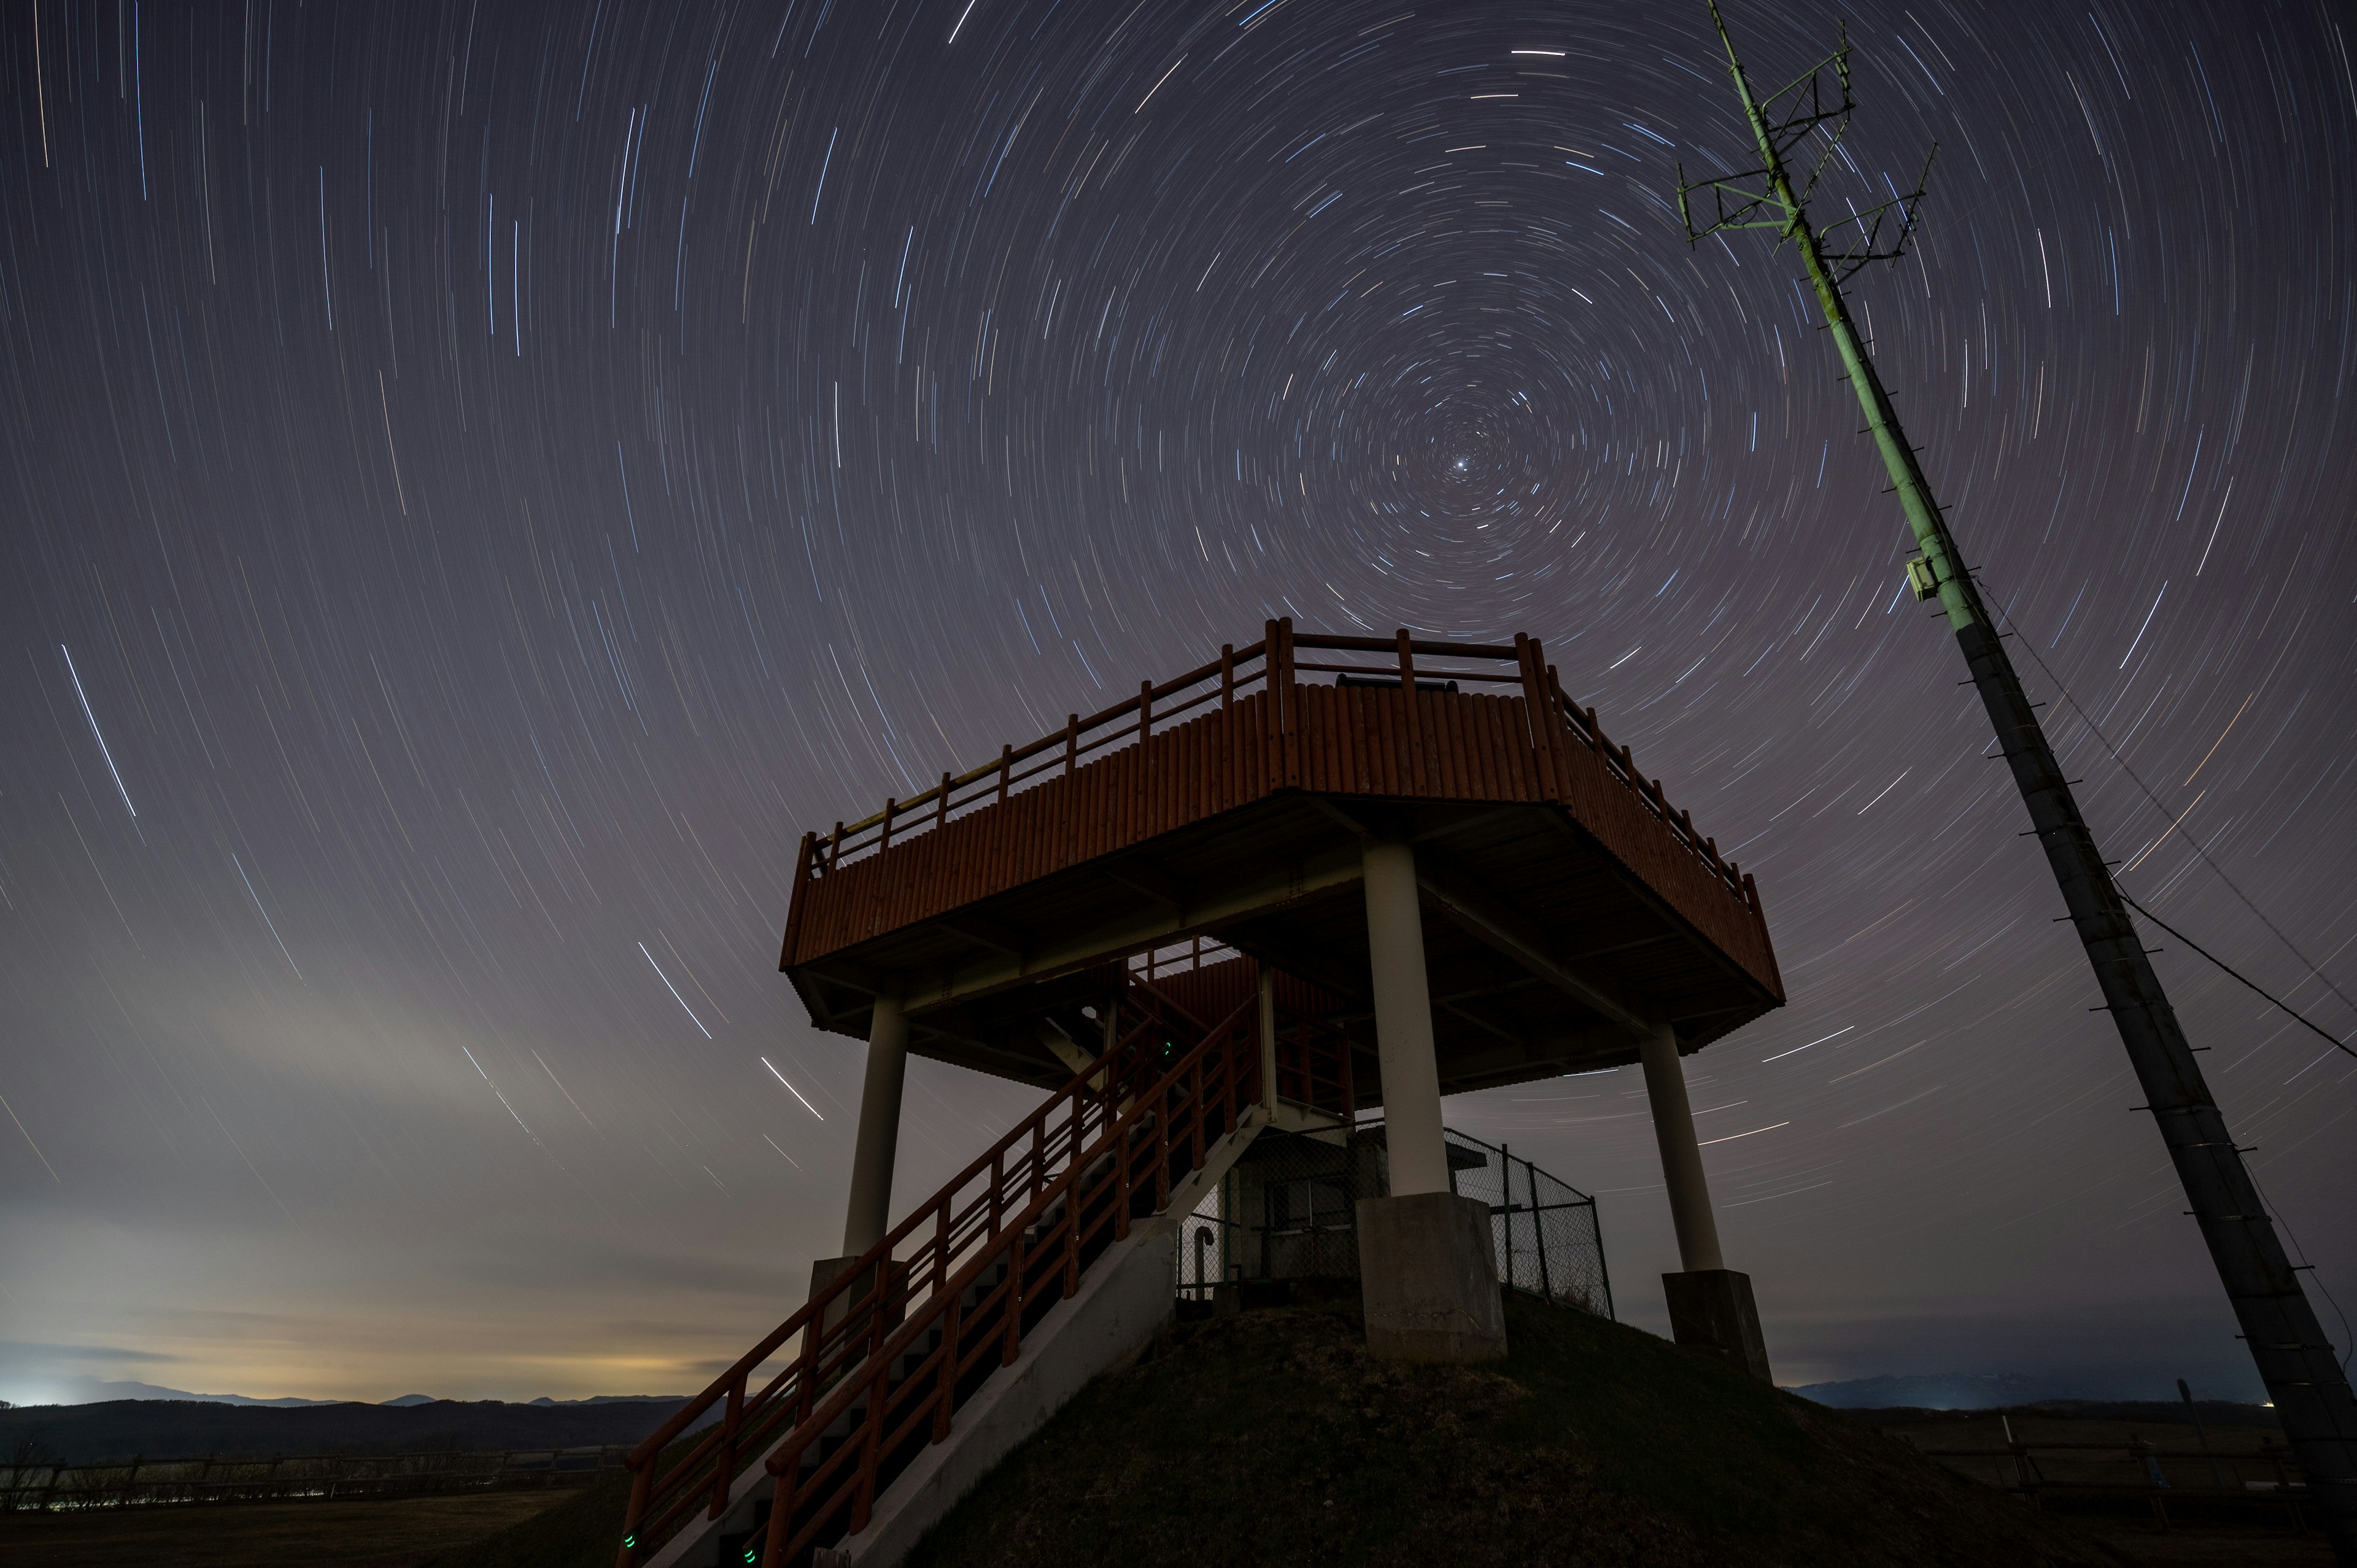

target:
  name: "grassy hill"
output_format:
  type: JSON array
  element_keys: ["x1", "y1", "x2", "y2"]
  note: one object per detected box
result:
[
  {"x1": 437, "y1": 1292, "x2": 2124, "y2": 1567},
  {"x1": 906, "y1": 1294, "x2": 2123, "y2": 1567}
]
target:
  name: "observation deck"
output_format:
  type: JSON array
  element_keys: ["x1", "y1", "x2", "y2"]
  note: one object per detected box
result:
[{"x1": 779, "y1": 620, "x2": 1782, "y2": 1106}]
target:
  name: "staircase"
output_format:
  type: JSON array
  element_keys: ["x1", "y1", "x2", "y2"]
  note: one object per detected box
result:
[{"x1": 616, "y1": 978, "x2": 1266, "y2": 1568}]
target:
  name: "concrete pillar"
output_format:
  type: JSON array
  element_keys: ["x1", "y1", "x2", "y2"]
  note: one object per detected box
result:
[
  {"x1": 1360, "y1": 840, "x2": 1448, "y2": 1196},
  {"x1": 841, "y1": 994, "x2": 911, "y2": 1257},
  {"x1": 1638, "y1": 1021, "x2": 1724, "y2": 1272},
  {"x1": 1357, "y1": 839, "x2": 1504, "y2": 1363},
  {"x1": 1639, "y1": 1021, "x2": 1772, "y2": 1382}
]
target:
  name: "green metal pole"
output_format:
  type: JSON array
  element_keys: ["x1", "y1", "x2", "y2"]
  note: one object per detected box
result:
[{"x1": 1698, "y1": 6, "x2": 2357, "y2": 1556}]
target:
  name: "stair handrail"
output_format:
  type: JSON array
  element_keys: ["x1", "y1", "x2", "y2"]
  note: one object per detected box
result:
[
  {"x1": 753, "y1": 994, "x2": 1260, "y2": 1567},
  {"x1": 616, "y1": 980, "x2": 1226, "y2": 1564}
]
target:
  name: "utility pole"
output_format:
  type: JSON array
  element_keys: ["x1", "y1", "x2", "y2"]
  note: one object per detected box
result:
[{"x1": 1675, "y1": 6, "x2": 2355, "y2": 1556}]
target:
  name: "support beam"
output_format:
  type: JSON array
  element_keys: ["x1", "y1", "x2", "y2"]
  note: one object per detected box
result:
[
  {"x1": 1361, "y1": 840, "x2": 1448, "y2": 1197},
  {"x1": 938, "y1": 914, "x2": 1024, "y2": 958},
  {"x1": 1100, "y1": 857, "x2": 1186, "y2": 910},
  {"x1": 842, "y1": 995, "x2": 911, "y2": 1256},
  {"x1": 1638, "y1": 1021, "x2": 1723, "y2": 1272},
  {"x1": 889, "y1": 843, "x2": 1365, "y2": 1016},
  {"x1": 1414, "y1": 854, "x2": 1652, "y2": 1038}
]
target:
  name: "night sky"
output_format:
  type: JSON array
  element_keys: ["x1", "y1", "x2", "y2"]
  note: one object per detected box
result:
[{"x1": 2, "y1": 0, "x2": 2352, "y2": 1407}]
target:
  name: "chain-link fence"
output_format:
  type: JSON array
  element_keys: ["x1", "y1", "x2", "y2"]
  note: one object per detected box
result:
[{"x1": 1179, "y1": 1120, "x2": 1611, "y2": 1320}]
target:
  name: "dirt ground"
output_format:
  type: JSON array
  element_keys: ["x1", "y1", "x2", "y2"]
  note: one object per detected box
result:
[
  {"x1": 0, "y1": 1488, "x2": 576, "y2": 1567},
  {"x1": 1862, "y1": 1410, "x2": 2329, "y2": 1567}
]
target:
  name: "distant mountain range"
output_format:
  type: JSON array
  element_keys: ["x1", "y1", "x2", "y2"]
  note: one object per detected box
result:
[
  {"x1": 23, "y1": 1378, "x2": 342, "y2": 1408},
  {"x1": 7, "y1": 1378, "x2": 691, "y2": 1410}
]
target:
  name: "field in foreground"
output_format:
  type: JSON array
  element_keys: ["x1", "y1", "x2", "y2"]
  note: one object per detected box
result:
[
  {"x1": 0, "y1": 1488, "x2": 573, "y2": 1567},
  {"x1": 1865, "y1": 1407, "x2": 2332, "y2": 1566}
]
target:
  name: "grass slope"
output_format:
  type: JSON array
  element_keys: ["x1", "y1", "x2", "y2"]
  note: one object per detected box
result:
[
  {"x1": 907, "y1": 1295, "x2": 2126, "y2": 1567},
  {"x1": 422, "y1": 1472, "x2": 636, "y2": 1568}
]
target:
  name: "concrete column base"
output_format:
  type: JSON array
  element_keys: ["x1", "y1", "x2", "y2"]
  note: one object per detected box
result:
[
  {"x1": 1356, "y1": 1192, "x2": 1507, "y2": 1363},
  {"x1": 1663, "y1": 1269, "x2": 1772, "y2": 1383}
]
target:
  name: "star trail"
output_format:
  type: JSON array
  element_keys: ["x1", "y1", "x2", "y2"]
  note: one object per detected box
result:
[{"x1": 1, "y1": 0, "x2": 2351, "y2": 1404}]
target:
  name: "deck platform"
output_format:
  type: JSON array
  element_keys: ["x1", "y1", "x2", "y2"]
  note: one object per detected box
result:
[{"x1": 779, "y1": 622, "x2": 1782, "y2": 1106}]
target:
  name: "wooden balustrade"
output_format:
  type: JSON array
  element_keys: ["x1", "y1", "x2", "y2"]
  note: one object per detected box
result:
[
  {"x1": 791, "y1": 621, "x2": 1759, "y2": 934},
  {"x1": 616, "y1": 981, "x2": 1261, "y2": 1568}
]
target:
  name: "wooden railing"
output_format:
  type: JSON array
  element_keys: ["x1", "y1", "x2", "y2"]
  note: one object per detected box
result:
[
  {"x1": 785, "y1": 619, "x2": 1762, "y2": 944},
  {"x1": 799, "y1": 636, "x2": 1277, "y2": 874},
  {"x1": 615, "y1": 976, "x2": 1261, "y2": 1568}
]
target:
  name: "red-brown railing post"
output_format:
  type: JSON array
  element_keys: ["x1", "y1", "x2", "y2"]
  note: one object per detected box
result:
[
  {"x1": 936, "y1": 771, "x2": 951, "y2": 831},
  {"x1": 707, "y1": 1378, "x2": 743, "y2": 1520},
  {"x1": 1261, "y1": 620, "x2": 1283, "y2": 792},
  {"x1": 1514, "y1": 635, "x2": 1560, "y2": 801},
  {"x1": 1004, "y1": 1232, "x2": 1026, "y2": 1366},
  {"x1": 851, "y1": 1365, "x2": 883, "y2": 1533},
  {"x1": 828, "y1": 821, "x2": 844, "y2": 869},
  {"x1": 1190, "y1": 1054, "x2": 1206, "y2": 1172},
  {"x1": 1115, "y1": 1107, "x2": 1132, "y2": 1240},
  {"x1": 781, "y1": 832, "x2": 816, "y2": 970},
  {"x1": 759, "y1": 1472, "x2": 793, "y2": 1568},
  {"x1": 1276, "y1": 617, "x2": 1298, "y2": 786},
  {"x1": 1155, "y1": 1078, "x2": 1172, "y2": 1213},
  {"x1": 1139, "y1": 678, "x2": 1153, "y2": 740},
  {"x1": 616, "y1": 1464, "x2": 652, "y2": 1568},
  {"x1": 936, "y1": 1194, "x2": 951, "y2": 1291},
  {"x1": 934, "y1": 1294, "x2": 960, "y2": 1443},
  {"x1": 997, "y1": 744, "x2": 1012, "y2": 803},
  {"x1": 1545, "y1": 663, "x2": 1579, "y2": 801},
  {"x1": 878, "y1": 797, "x2": 897, "y2": 851}
]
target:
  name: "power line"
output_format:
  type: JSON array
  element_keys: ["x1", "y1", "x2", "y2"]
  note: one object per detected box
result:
[
  {"x1": 1977, "y1": 570, "x2": 2357, "y2": 1057},
  {"x1": 2117, "y1": 890, "x2": 2356, "y2": 1062}
]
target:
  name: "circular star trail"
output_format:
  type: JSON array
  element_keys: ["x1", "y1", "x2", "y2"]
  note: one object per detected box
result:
[{"x1": 0, "y1": 0, "x2": 2351, "y2": 1402}]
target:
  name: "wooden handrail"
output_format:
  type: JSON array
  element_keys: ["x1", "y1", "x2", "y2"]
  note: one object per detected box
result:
[
  {"x1": 819, "y1": 642, "x2": 1272, "y2": 844},
  {"x1": 755, "y1": 994, "x2": 1258, "y2": 1565},
  {"x1": 1292, "y1": 633, "x2": 1522, "y2": 659},
  {"x1": 621, "y1": 1005, "x2": 1160, "y2": 1475},
  {"x1": 800, "y1": 619, "x2": 1758, "y2": 916},
  {"x1": 617, "y1": 981, "x2": 1253, "y2": 1567}
]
